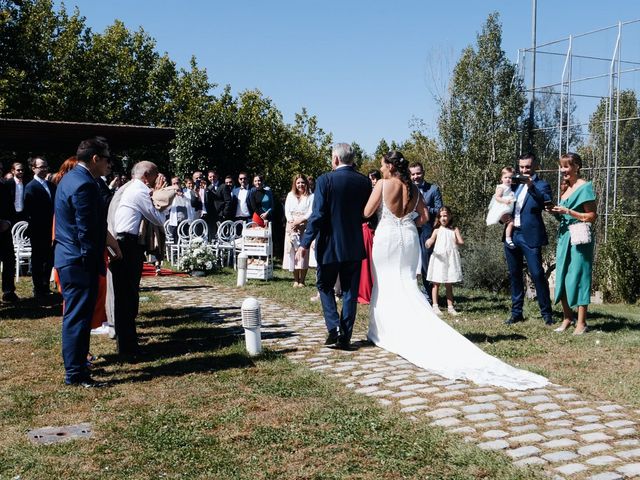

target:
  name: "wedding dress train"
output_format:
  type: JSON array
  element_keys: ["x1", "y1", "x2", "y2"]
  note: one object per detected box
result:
[{"x1": 367, "y1": 186, "x2": 548, "y2": 390}]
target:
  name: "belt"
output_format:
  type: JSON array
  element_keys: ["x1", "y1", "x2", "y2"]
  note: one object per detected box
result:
[{"x1": 116, "y1": 232, "x2": 138, "y2": 242}]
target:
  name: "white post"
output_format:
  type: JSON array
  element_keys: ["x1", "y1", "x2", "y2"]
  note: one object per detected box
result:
[
  {"x1": 241, "y1": 297, "x2": 262, "y2": 356},
  {"x1": 237, "y1": 252, "x2": 248, "y2": 287}
]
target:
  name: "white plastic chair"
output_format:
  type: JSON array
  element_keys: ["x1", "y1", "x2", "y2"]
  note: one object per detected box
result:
[
  {"x1": 12, "y1": 221, "x2": 31, "y2": 280},
  {"x1": 164, "y1": 219, "x2": 176, "y2": 265},
  {"x1": 188, "y1": 219, "x2": 209, "y2": 243},
  {"x1": 172, "y1": 219, "x2": 191, "y2": 265},
  {"x1": 214, "y1": 220, "x2": 239, "y2": 267}
]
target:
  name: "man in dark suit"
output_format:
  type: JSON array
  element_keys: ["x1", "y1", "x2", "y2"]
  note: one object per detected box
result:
[
  {"x1": 297, "y1": 143, "x2": 371, "y2": 349},
  {"x1": 502, "y1": 153, "x2": 554, "y2": 326},
  {"x1": 24, "y1": 156, "x2": 56, "y2": 297},
  {"x1": 0, "y1": 162, "x2": 19, "y2": 303},
  {"x1": 54, "y1": 137, "x2": 110, "y2": 386},
  {"x1": 410, "y1": 162, "x2": 443, "y2": 304}
]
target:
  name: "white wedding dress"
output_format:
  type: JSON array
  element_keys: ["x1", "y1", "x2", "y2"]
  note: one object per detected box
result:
[{"x1": 367, "y1": 182, "x2": 548, "y2": 390}]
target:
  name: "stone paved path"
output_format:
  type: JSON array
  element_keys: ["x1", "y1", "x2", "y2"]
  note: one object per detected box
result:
[{"x1": 148, "y1": 275, "x2": 640, "y2": 480}]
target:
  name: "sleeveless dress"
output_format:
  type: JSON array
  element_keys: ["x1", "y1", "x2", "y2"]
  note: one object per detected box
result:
[
  {"x1": 367, "y1": 180, "x2": 548, "y2": 390},
  {"x1": 554, "y1": 182, "x2": 596, "y2": 307},
  {"x1": 426, "y1": 227, "x2": 462, "y2": 283},
  {"x1": 486, "y1": 184, "x2": 515, "y2": 225}
]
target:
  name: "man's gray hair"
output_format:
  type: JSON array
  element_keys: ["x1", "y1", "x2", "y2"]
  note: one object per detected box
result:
[
  {"x1": 131, "y1": 160, "x2": 158, "y2": 179},
  {"x1": 332, "y1": 143, "x2": 355, "y2": 165}
]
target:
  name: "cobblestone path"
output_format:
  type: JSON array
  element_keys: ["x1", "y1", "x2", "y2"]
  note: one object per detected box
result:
[{"x1": 148, "y1": 275, "x2": 640, "y2": 480}]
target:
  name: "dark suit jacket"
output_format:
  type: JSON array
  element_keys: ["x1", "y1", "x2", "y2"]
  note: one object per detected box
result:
[
  {"x1": 205, "y1": 183, "x2": 234, "y2": 221},
  {"x1": 2, "y1": 178, "x2": 20, "y2": 224},
  {"x1": 24, "y1": 178, "x2": 56, "y2": 243},
  {"x1": 53, "y1": 165, "x2": 106, "y2": 273},
  {"x1": 300, "y1": 166, "x2": 371, "y2": 264},
  {"x1": 512, "y1": 174, "x2": 552, "y2": 248}
]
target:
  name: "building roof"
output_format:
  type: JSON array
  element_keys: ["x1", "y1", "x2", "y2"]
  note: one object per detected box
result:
[{"x1": 0, "y1": 118, "x2": 175, "y2": 152}]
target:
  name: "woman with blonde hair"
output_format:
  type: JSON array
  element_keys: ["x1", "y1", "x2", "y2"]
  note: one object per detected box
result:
[{"x1": 283, "y1": 173, "x2": 313, "y2": 286}]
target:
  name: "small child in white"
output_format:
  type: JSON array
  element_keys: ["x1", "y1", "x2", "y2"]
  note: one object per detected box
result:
[
  {"x1": 426, "y1": 206, "x2": 464, "y2": 316},
  {"x1": 486, "y1": 166, "x2": 516, "y2": 248}
]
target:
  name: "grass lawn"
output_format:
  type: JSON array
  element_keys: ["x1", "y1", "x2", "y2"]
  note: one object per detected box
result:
[{"x1": 1, "y1": 266, "x2": 638, "y2": 479}]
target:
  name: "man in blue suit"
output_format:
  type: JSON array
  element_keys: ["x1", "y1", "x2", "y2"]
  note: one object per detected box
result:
[
  {"x1": 502, "y1": 153, "x2": 554, "y2": 325},
  {"x1": 410, "y1": 162, "x2": 443, "y2": 304},
  {"x1": 297, "y1": 143, "x2": 371, "y2": 350},
  {"x1": 24, "y1": 156, "x2": 56, "y2": 298},
  {"x1": 54, "y1": 137, "x2": 110, "y2": 387}
]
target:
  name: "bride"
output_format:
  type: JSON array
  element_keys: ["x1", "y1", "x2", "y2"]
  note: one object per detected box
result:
[{"x1": 363, "y1": 151, "x2": 548, "y2": 390}]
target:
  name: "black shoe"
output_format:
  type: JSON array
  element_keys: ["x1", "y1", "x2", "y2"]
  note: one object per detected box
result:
[
  {"x1": 324, "y1": 329, "x2": 339, "y2": 346},
  {"x1": 65, "y1": 376, "x2": 108, "y2": 388},
  {"x1": 334, "y1": 339, "x2": 355, "y2": 351},
  {"x1": 544, "y1": 317, "x2": 556, "y2": 326},
  {"x1": 2, "y1": 292, "x2": 19, "y2": 303},
  {"x1": 504, "y1": 316, "x2": 524, "y2": 325}
]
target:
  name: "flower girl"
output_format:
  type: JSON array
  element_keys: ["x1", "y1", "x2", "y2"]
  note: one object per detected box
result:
[{"x1": 426, "y1": 206, "x2": 464, "y2": 315}]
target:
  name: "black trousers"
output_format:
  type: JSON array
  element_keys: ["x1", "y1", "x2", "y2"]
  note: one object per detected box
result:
[
  {"x1": 30, "y1": 238, "x2": 53, "y2": 294},
  {"x1": 111, "y1": 235, "x2": 144, "y2": 355},
  {"x1": 0, "y1": 231, "x2": 16, "y2": 295}
]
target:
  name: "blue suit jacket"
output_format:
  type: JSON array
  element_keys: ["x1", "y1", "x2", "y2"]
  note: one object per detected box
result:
[
  {"x1": 512, "y1": 174, "x2": 552, "y2": 248},
  {"x1": 416, "y1": 181, "x2": 442, "y2": 235},
  {"x1": 24, "y1": 178, "x2": 56, "y2": 241},
  {"x1": 300, "y1": 166, "x2": 371, "y2": 264},
  {"x1": 54, "y1": 166, "x2": 106, "y2": 273}
]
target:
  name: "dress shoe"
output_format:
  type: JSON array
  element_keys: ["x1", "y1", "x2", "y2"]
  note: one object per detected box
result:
[
  {"x1": 554, "y1": 318, "x2": 575, "y2": 332},
  {"x1": 504, "y1": 316, "x2": 524, "y2": 325},
  {"x1": 2, "y1": 292, "x2": 19, "y2": 303},
  {"x1": 65, "y1": 376, "x2": 108, "y2": 388},
  {"x1": 543, "y1": 317, "x2": 556, "y2": 326},
  {"x1": 324, "y1": 329, "x2": 339, "y2": 346},
  {"x1": 334, "y1": 337, "x2": 354, "y2": 351},
  {"x1": 573, "y1": 325, "x2": 588, "y2": 335}
]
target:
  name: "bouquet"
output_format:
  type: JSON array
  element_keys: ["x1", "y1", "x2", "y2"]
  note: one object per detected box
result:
[{"x1": 179, "y1": 238, "x2": 220, "y2": 274}]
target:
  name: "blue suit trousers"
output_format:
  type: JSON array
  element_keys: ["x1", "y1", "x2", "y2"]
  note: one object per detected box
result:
[
  {"x1": 58, "y1": 263, "x2": 99, "y2": 383},
  {"x1": 316, "y1": 261, "x2": 360, "y2": 341}
]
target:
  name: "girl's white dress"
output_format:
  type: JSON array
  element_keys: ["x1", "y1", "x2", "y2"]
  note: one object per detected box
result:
[
  {"x1": 426, "y1": 227, "x2": 462, "y2": 283},
  {"x1": 486, "y1": 184, "x2": 515, "y2": 225}
]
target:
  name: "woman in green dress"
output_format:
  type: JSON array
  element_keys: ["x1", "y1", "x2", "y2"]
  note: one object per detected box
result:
[{"x1": 550, "y1": 152, "x2": 597, "y2": 335}]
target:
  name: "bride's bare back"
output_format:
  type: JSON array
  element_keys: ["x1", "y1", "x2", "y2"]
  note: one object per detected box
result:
[{"x1": 364, "y1": 178, "x2": 428, "y2": 224}]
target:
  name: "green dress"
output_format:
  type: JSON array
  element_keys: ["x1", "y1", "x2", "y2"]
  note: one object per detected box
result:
[{"x1": 554, "y1": 182, "x2": 597, "y2": 308}]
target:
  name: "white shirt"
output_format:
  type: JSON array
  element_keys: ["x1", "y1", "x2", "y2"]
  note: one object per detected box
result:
[
  {"x1": 114, "y1": 179, "x2": 167, "y2": 234},
  {"x1": 14, "y1": 178, "x2": 24, "y2": 212},
  {"x1": 513, "y1": 184, "x2": 528, "y2": 228},
  {"x1": 232, "y1": 186, "x2": 250, "y2": 217},
  {"x1": 284, "y1": 192, "x2": 313, "y2": 222}
]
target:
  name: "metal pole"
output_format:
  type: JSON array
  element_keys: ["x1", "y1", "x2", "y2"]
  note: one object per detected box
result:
[
  {"x1": 528, "y1": 0, "x2": 537, "y2": 155},
  {"x1": 557, "y1": 37, "x2": 571, "y2": 201},
  {"x1": 613, "y1": 22, "x2": 622, "y2": 212},
  {"x1": 604, "y1": 28, "x2": 620, "y2": 242},
  {"x1": 566, "y1": 40, "x2": 573, "y2": 153}
]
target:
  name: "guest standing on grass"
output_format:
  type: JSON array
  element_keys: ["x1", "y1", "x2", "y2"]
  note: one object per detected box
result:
[
  {"x1": 283, "y1": 174, "x2": 313, "y2": 287},
  {"x1": 110, "y1": 161, "x2": 169, "y2": 360},
  {"x1": 550, "y1": 152, "x2": 597, "y2": 335},
  {"x1": 54, "y1": 137, "x2": 111, "y2": 387},
  {"x1": 425, "y1": 206, "x2": 464, "y2": 316}
]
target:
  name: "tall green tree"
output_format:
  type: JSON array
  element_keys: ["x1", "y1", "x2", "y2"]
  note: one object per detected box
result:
[{"x1": 437, "y1": 13, "x2": 526, "y2": 224}]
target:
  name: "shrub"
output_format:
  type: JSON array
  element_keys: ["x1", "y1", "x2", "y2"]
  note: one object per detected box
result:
[
  {"x1": 594, "y1": 211, "x2": 640, "y2": 303},
  {"x1": 461, "y1": 224, "x2": 510, "y2": 292}
]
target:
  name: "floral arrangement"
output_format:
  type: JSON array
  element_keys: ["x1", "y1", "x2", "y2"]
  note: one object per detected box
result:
[{"x1": 178, "y1": 238, "x2": 219, "y2": 274}]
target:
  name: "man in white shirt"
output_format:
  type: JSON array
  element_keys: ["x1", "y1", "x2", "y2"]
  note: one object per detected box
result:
[
  {"x1": 110, "y1": 161, "x2": 168, "y2": 358},
  {"x1": 11, "y1": 162, "x2": 26, "y2": 222},
  {"x1": 232, "y1": 171, "x2": 252, "y2": 221}
]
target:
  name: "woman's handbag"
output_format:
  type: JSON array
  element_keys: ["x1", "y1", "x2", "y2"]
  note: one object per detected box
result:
[{"x1": 568, "y1": 222, "x2": 592, "y2": 246}]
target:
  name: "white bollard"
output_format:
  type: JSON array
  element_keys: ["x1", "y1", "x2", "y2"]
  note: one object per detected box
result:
[
  {"x1": 237, "y1": 252, "x2": 248, "y2": 287},
  {"x1": 241, "y1": 297, "x2": 261, "y2": 356}
]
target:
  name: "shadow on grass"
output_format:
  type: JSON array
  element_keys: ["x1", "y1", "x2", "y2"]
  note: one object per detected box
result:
[
  {"x1": 102, "y1": 304, "x2": 296, "y2": 384},
  {"x1": 140, "y1": 284, "x2": 211, "y2": 293},
  {"x1": 588, "y1": 311, "x2": 640, "y2": 333},
  {"x1": 0, "y1": 294, "x2": 63, "y2": 320},
  {"x1": 463, "y1": 332, "x2": 528, "y2": 343}
]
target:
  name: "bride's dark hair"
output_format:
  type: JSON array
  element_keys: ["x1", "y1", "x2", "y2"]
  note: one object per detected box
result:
[{"x1": 383, "y1": 150, "x2": 413, "y2": 201}]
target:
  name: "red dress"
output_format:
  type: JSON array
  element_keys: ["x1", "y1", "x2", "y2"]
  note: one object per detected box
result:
[{"x1": 358, "y1": 222, "x2": 375, "y2": 304}]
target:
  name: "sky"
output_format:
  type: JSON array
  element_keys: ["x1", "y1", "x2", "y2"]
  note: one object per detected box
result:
[{"x1": 58, "y1": 0, "x2": 640, "y2": 154}]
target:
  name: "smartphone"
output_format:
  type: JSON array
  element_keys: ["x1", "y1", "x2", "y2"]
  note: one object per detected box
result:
[
  {"x1": 107, "y1": 245, "x2": 117, "y2": 258},
  {"x1": 544, "y1": 200, "x2": 554, "y2": 210}
]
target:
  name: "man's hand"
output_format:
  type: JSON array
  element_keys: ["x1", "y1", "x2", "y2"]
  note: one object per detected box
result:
[{"x1": 295, "y1": 246, "x2": 308, "y2": 264}]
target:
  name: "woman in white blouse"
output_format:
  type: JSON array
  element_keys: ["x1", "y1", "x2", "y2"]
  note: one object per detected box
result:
[{"x1": 283, "y1": 174, "x2": 314, "y2": 286}]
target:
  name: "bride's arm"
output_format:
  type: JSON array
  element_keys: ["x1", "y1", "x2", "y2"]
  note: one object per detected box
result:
[
  {"x1": 363, "y1": 181, "x2": 383, "y2": 218},
  {"x1": 415, "y1": 195, "x2": 429, "y2": 227}
]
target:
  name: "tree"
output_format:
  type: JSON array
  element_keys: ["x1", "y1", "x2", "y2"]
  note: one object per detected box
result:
[{"x1": 437, "y1": 12, "x2": 526, "y2": 225}]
